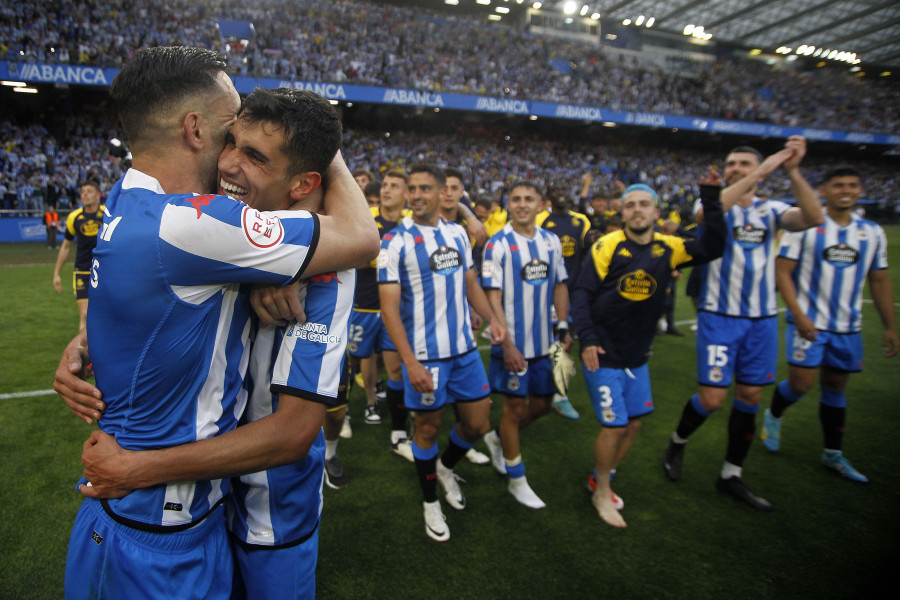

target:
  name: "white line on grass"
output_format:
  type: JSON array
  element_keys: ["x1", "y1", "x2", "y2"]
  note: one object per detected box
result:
[{"x1": 0, "y1": 389, "x2": 57, "y2": 400}]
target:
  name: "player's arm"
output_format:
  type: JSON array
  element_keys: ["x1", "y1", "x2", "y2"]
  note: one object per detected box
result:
[
  {"x1": 465, "y1": 268, "x2": 505, "y2": 344},
  {"x1": 379, "y1": 281, "x2": 433, "y2": 393},
  {"x1": 487, "y1": 288, "x2": 524, "y2": 372},
  {"x1": 458, "y1": 202, "x2": 487, "y2": 246},
  {"x1": 553, "y1": 282, "x2": 572, "y2": 351},
  {"x1": 776, "y1": 256, "x2": 817, "y2": 341},
  {"x1": 53, "y1": 329, "x2": 104, "y2": 424},
  {"x1": 868, "y1": 268, "x2": 898, "y2": 358},
  {"x1": 681, "y1": 174, "x2": 727, "y2": 265},
  {"x1": 52, "y1": 238, "x2": 73, "y2": 293},
  {"x1": 571, "y1": 257, "x2": 604, "y2": 370},
  {"x1": 80, "y1": 394, "x2": 325, "y2": 497},
  {"x1": 696, "y1": 148, "x2": 794, "y2": 224},
  {"x1": 778, "y1": 137, "x2": 825, "y2": 232},
  {"x1": 300, "y1": 150, "x2": 380, "y2": 277}
]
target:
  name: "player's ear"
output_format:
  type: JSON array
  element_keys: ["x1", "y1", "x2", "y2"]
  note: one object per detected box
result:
[
  {"x1": 182, "y1": 112, "x2": 204, "y2": 150},
  {"x1": 289, "y1": 171, "x2": 322, "y2": 202}
]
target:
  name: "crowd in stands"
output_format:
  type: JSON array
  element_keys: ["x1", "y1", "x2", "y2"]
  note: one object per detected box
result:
[
  {"x1": 2, "y1": 0, "x2": 898, "y2": 134},
  {"x1": 3, "y1": 113, "x2": 898, "y2": 221}
]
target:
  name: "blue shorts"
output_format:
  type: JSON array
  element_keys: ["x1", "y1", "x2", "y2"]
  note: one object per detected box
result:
[
  {"x1": 583, "y1": 364, "x2": 653, "y2": 427},
  {"x1": 65, "y1": 499, "x2": 231, "y2": 600},
  {"x1": 347, "y1": 310, "x2": 395, "y2": 357},
  {"x1": 696, "y1": 312, "x2": 778, "y2": 387},
  {"x1": 231, "y1": 530, "x2": 319, "y2": 600},
  {"x1": 785, "y1": 324, "x2": 863, "y2": 372},
  {"x1": 489, "y1": 355, "x2": 555, "y2": 398},
  {"x1": 403, "y1": 350, "x2": 490, "y2": 411}
]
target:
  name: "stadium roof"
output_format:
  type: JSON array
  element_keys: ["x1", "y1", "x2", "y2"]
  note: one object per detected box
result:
[
  {"x1": 400, "y1": 1, "x2": 900, "y2": 70},
  {"x1": 599, "y1": 0, "x2": 900, "y2": 68}
]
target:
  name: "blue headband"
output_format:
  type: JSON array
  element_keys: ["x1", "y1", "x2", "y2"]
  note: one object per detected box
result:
[{"x1": 622, "y1": 183, "x2": 659, "y2": 205}]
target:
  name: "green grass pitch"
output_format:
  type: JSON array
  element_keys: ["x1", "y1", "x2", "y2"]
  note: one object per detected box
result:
[{"x1": 1, "y1": 230, "x2": 898, "y2": 600}]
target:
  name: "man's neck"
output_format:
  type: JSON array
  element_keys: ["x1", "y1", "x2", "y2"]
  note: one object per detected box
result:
[
  {"x1": 511, "y1": 221, "x2": 536, "y2": 238},
  {"x1": 827, "y1": 205, "x2": 853, "y2": 226},
  {"x1": 131, "y1": 154, "x2": 209, "y2": 196},
  {"x1": 412, "y1": 215, "x2": 439, "y2": 227},
  {"x1": 440, "y1": 206, "x2": 459, "y2": 223},
  {"x1": 624, "y1": 226, "x2": 653, "y2": 245},
  {"x1": 380, "y1": 204, "x2": 403, "y2": 222},
  {"x1": 551, "y1": 206, "x2": 568, "y2": 216}
]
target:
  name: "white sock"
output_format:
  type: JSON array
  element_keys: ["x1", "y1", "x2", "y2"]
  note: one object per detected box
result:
[
  {"x1": 325, "y1": 439, "x2": 338, "y2": 460},
  {"x1": 721, "y1": 462, "x2": 742, "y2": 479}
]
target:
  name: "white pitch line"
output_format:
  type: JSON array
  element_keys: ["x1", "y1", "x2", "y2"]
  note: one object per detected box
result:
[{"x1": 0, "y1": 389, "x2": 57, "y2": 400}]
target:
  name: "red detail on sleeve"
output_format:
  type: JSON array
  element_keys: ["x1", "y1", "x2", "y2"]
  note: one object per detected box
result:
[
  {"x1": 384, "y1": 233, "x2": 393, "y2": 241},
  {"x1": 188, "y1": 195, "x2": 215, "y2": 219},
  {"x1": 415, "y1": 236, "x2": 424, "y2": 243},
  {"x1": 510, "y1": 244, "x2": 519, "y2": 251},
  {"x1": 310, "y1": 272, "x2": 342, "y2": 284}
]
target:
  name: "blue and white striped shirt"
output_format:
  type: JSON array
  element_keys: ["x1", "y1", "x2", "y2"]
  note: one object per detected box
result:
[
  {"x1": 481, "y1": 223, "x2": 567, "y2": 359},
  {"x1": 377, "y1": 216, "x2": 475, "y2": 361},
  {"x1": 86, "y1": 168, "x2": 317, "y2": 528},
  {"x1": 779, "y1": 214, "x2": 887, "y2": 333},
  {"x1": 697, "y1": 197, "x2": 790, "y2": 318}
]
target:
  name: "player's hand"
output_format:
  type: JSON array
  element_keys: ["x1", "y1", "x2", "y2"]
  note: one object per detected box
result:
[
  {"x1": 251, "y1": 282, "x2": 305, "y2": 327},
  {"x1": 53, "y1": 273, "x2": 62, "y2": 293},
  {"x1": 756, "y1": 148, "x2": 795, "y2": 182},
  {"x1": 80, "y1": 430, "x2": 134, "y2": 499},
  {"x1": 406, "y1": 360, "x2": 434, "y2": 394},
  {"x1": 580, "y1": 344, "x2": 606, "y2": 372},
  {"x1": 782, "y1": 136, "x2": 807, "y2": 170},
  {"x1": 883, "y1": 329, "x2": 899, "y2": 358},
  {"x1": 581, "y1": 172, "x2": 593, "y2": 187},
  {"x1": 489, "y1": 319, "x2": 506, "y2": 345},
  {"x1": 470, "y1": 311, "x2": 483, "y2": 330},
  {"x1": 466, "y1": 218, "x2": 488, "y2": 246},
  {"x1": 54, "y1": 331, "x2": 104, "y2": 424},
  {"x1": 503, "y1": 344, "x2": 527, "y2": 374},
  {"x1": 795, "y1": 314, "x2": 818, "y2": 342},
  {"x1": 558, "y1": 327, "x2": 573, "y2": 352},
  {"x1": 699, "y1": 166, "x2": 722, "y2": 187}
]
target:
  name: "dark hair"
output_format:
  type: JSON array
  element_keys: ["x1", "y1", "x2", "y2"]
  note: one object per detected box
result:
[
  {"x1": 110, "y1": 46, "x2": 228, "y2": 146},
  {"x1": 509, "y1": 180, "x2": 542, "y2": 197},
  {"x1": 475, "y1": 196, "x2": 493, "y2": 211},
  {"x1": 363, "y1": 181, "x2": 382, "y2": 197},
  {"x1": 353, "y1": 168, "x2": 376, "y2": 181},
  {"x1": 80, "y1": 180, "x2": 101, "y2": 192},
  {"x1": 726, "y1": 146, "x2": 763, "y2": 162},
  {"x1": 409, "y1": 164, "x2": 447, "y2": 186},
  {"x1": 383, "y1": 168, "x2": 409, "y2": 183},
  {"x1": 239, "y1": 87, "x2": 342, "y2": 177},
  {"x1": 444, "y1": 167, "x2": 465, "y2": 184},
  {"x1": 822, "y1": 165, "x2": 861, "y2": 184}
]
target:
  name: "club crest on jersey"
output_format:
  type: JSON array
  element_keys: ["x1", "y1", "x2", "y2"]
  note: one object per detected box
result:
[
  {"x1": 429, "y1": 245, "x2": 462, "y2": 275},
  {"x1": 242, "y1": 206, "x2": 284, "y2": 248},
  {"x1": 421, "y1": 392, "x2": 436, "y2": 407},
  {"x1": 602, "y1": 406, "x2": 616, "y2": 423},
  {"x1": 507, "y1": 376, "x2": 520, "y2": 391},
  {"x1": 617, "y1": 269, "x2": 657, "y2": 301},
  {"x1": 708, "y1": 367, "x2": 724, "y2": 383},
  {"x1": 376, "y1": 249, "x2": 390, "y2": 269},
  {"x1": 521, "y1": 258, "x2": 549, "y2": 285},
  {"x1": 651, "y1": 243, "x2": 666, "y2": 258},
  {"x1": 482, "y1": 260, "x2": 495, "y2": 279},
  {"x1": 733, "y1": 225, "x2": 766, "y2": 248},
  {"x1": 824, "y1": 243, "x2": 859, "y2": 267}
]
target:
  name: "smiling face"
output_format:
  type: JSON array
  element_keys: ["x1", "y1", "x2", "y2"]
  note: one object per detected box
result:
[
  {"x1": 723, "y1": 151, "x2": 761, "y2": 187},
  {"x1": 821, "y1": 174, "x2": 862, "y2": 213},
  {"x1": 217, "y1": 118, "x2": 295, "y2": 212},
  {"x1": 622, "y1": 190, "x2": 659, "y2": 236},
  {"x1": 407, "y1": 172, "x2": 441, "y2": 225},
  {"x1": 507, "y1": 185, "x2": 542, "y2": 230}
]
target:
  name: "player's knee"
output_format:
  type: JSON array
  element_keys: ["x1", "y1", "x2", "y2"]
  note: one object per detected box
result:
[
  {"x1": 698, "y1": 388, "x2": 727, "y2": 411},
  {"x1": 502, "y1": 397, "x2": 528, "y2": 421},
  {"x1": 626, "y1": 418, "x2": 642, "y2": 435}
]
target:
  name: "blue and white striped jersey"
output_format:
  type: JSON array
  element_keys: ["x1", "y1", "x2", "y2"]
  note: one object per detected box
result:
[
  {"x1": 481, "y1": 223, "x2": 568, "y2": 359},
  {"x1": 779, "y1": 214, "x2": 887, "y2": 333},
  {"x1": 86, "y1": 169, "x2": 318, "y2": 528},
  {"x1": 377, "y1": 216, "x2": 475, "y2": 361},
  {"x1": 228, "y1": 268, "x2": 354, "y2": 547},
  {"x1": 697, "y1": 197, "x2": 790, "y2": 318}
]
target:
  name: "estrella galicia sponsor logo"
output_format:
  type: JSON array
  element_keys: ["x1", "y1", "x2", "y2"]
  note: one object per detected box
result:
[
  {"x1": 617, "y1": 269, "x2": 657, "y2": 301},
  {"x1": 429, "y1": 245, "x2": 462, "y2": 275},
  {"x1": 18, "y1": 63, "x2": 109, "y2": 85},
  {"x1": 382, "y1": 88, "x2": 444, "y2": 106},
  {"x1": 521, "y1": 258, "x2": 549, "y2": 285},
  {"x1": 474, "y1": 97, "x2": 529, "y2": 114},
  {"x1": 733, "y1": 225, "x2": 766, "y2": 247},
  {"x1": 824, "y1": 243, "x2": 859, "y2": 267},
  {"x1": 163, "y1": 502, "x2": 183, "y2": 511},
  {"x1": 555, "y1": 104, "x2": 602, "y2": 120},
  {"x1": 287, "y1": 322, "x2": 343, "y2": 344},
  {"x1": 278, "y1": 81, "x2": 347, "y2": 99}
]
